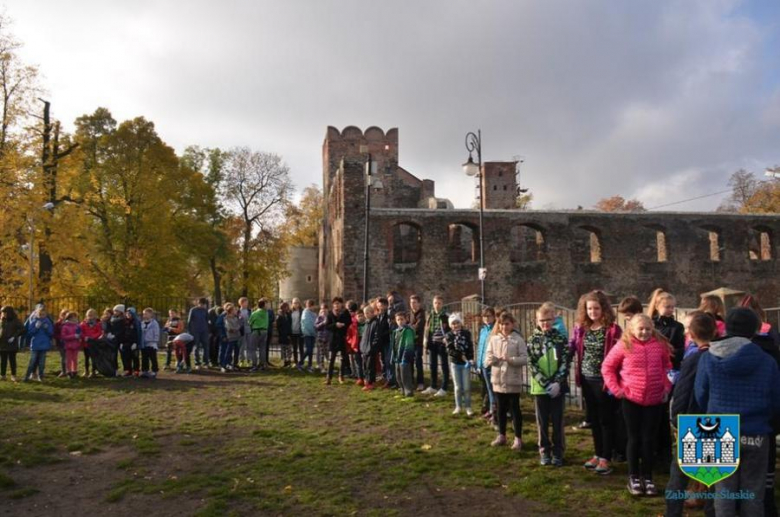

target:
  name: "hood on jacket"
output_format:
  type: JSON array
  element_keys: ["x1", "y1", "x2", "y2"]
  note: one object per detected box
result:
[
  {"x1": 708, "y1": 337, "x2": 764, "y2": 376},
  {"x1": 709, "y1": 336, "x2": 751, "y2": 359}
]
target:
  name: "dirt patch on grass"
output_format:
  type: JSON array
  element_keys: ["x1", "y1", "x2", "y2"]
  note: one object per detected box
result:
[{"x1": 0, "y1": 445, "x2": 201, "y2": 516}]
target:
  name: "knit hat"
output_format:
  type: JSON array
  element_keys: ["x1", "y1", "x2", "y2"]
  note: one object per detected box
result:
[
  {"x1": 113, "y1": 304, "x2": 125, "y2": 313},
  {"x1": 725, "y1": 307, "x2": 759, "y2": 338},
  {"x1": 448, "y1": 312, "x2": 463, "y2": 326}
]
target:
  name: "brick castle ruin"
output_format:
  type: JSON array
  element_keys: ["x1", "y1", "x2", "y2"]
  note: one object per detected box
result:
[{"x1": 285, "y1": 126, "x2": 779, "y2": 308}]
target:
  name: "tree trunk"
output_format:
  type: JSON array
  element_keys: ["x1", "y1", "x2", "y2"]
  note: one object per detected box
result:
[
  {"x1": 241, "y1": 223, "x2": 251, "y2": 297},
  {"x1": 37, "y1": 100, "x2": 52, "y2": 296},
  {"x1": 210, "y1": 257, "x2": 222, "y2": 306}
]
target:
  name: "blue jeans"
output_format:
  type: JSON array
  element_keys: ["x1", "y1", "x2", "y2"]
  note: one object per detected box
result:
[
  {"x1": 219, "y1": 340, "x2": 236, "y2": 368},
  {"x1": 300, "y1": 336, "x2": 315, "y2": 368},
  {"x1": 26, "y1": 350, "x2": 47, "y2": 379},
  {"x1": 192, "y1": 330, "x2": 210, "y2": 365},
  {"x1": 428, "y1": 342, "x2": 449, "y2": 390},
  {"x1": 450, "y1": 362, "x2": 471, "y2": 409}
]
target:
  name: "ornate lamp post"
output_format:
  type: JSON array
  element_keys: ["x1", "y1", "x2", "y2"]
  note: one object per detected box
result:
[{"x1": 463, "y1": 130, "x2": 485, "y2": 304}]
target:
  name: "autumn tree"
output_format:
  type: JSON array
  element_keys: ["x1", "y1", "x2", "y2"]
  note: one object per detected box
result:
[
  {"x1": 719, "y1": 169, "x2": 779, "y2": 213},
  {"x1": 283, "y1": 184, "x2": 322, "y2": 247},
  {"x1": 220, "y1": 147, "x2": 292, "y2": 297},
  {"x1": 594, "y1": 195, "x2": 646, "y2": 212}
]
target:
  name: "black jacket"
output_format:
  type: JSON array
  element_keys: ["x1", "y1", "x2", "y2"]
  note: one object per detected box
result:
[
  {"x1": 670, "y1": 349, "x2": 706, "y2": 427},
  {"x1": 276, "y1": 312, "x2": 292, "y2": 345},
  {"x1": 360, "y1": 317, "x2": 379, "y2": 355},
  {"x1": 375, "y1": 311, "x2": 390, "y2": 350},
  {"x1": 326, "y1": 310, "x2": 352, "y2": 352},
  {"x1": 654, "y1": 315, "x2": 685, "y2": 369},
  {"x1": 444, "y1": 329, "x2": 474, "y2": 365}
]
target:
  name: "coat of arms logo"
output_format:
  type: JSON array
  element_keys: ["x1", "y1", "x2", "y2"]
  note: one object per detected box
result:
[{"x1": 677, "y1": 414, "x2": 740, "y2": 487}]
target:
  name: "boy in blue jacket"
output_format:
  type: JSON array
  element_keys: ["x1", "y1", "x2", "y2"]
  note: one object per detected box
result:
[{"x1": 695, "y1": 308, "x2": 780, "y2": 517}]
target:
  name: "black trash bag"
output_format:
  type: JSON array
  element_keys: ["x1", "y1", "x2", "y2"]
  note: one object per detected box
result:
[{"x1": 88, "y1": 338, "x2": 118, "y2": 377}]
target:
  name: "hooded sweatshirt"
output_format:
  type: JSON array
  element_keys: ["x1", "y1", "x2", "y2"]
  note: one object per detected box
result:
[{"x1": 695, "y1": 336, "x2": 780, "y2": 436}]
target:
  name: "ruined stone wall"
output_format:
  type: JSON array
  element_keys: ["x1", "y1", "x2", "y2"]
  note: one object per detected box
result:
[{"x1": 339, "y1": 209, "x2": 780, "y2": 308}]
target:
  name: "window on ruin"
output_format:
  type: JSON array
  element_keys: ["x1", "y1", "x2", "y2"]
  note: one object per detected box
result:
[
  {"x1": 573, "y1": 226, "x2": 602, "y2": 263},
  {"x1": 393, "y1": 223, "x2": 422, "y2": 264},
  {"x1": 510, "y1": 224, "x2": 545, "y2": 262},
  {"x1": 498, "y1": 171, "x2": 503, "y2": 177},
  {"x1": 493, "y1": 185, "x2": 497, "y2": 191},
  {"x1": 749, "y1": 227, "x2": 773, "y2": 261},
  {"x1": 656, "y1": 231, "x2": 668, "y2": 262},
  {"x1": 503, "y1": 185, "x2": 508, "y2": 191},
  {"x1": 306, "y1": 275, "x2": 313, "y2": 283},
  {"x1": 709, "y1": 231, "x2": 720, "y2": 262},
  {"x1": 448, "y1": 223, "x2": 477, "y2": 263}
]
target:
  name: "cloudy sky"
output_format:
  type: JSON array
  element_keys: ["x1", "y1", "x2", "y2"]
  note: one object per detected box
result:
[{"x1": 6, "y1": 0, "x2": 780, "y2": 210}]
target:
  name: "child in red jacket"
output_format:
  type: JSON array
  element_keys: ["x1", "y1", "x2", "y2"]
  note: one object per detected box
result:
[
  {"x1": 602, "y1": 313, "x2": 672, "y2": 497},
  {"x1": 345, "y1": 301, "x2": 364, "y2": 385},
  {"x1": 80, "y1": 309, "x2": 103, "y2": 377}
]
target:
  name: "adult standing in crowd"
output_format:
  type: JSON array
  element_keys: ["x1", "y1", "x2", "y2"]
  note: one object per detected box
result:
[{"x1": 188, "y1": 298, "x2": 211, "y2": 369}]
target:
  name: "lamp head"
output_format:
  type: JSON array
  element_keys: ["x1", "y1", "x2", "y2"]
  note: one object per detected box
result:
[{"x1": 463, "y1": 155, "x2": 479, "y2": 177}]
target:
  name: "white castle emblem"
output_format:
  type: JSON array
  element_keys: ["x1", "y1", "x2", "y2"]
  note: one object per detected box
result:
[{"x1": 680, "y1": 417, "x2": 737, "y2": 466}]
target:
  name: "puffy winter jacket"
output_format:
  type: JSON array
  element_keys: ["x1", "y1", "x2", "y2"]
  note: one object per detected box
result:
[
  {"x1": 601, "y1": 336, "x2": 672, "y2": 406},
  {"x1": 487, "y1": 331, "x2": 527, "y2": 394},
  {"x1": 142, "y1": 319, "x2": 160, "y2": 349},
  {"x1": 26, "y1": 315, "x2": 54, "y2": 351},
  {"x1": 570, "y1": 323, "x2": 622, "y2": 387},
  {"x1": 476, "y1": 323, "x2": 494, "y2": 370},
  {"x1": 695, "y1": 337, "x2": 780, "y2": 436},
  {"x1": 60, "y1": 321, "x2": 82, "y2": 351},
  {"x1": 527, "y1": 327, "x2": 572, "y2": 395},
  {"x1": 80, "y1": 319, "x2": 103, "y2": 348},
  {"x1": 0, "y1": 315, "x2": 24, "y2": 352},
  {"x1": 301, "y1": 309, "x2": 317, "y2": 338}
]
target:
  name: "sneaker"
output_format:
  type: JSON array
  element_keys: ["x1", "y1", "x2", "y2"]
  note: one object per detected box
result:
[
  {"x1": 465, "y1": 408, "x2": 474, "y2": 417},
  {"x1": 10, "y1": 376, "x2": 17, "y2": 383},
  {"x1": 577, "y1": 421, "x2": 592, "y2": 430},
  {"x1": 583, "y1": 456, "x2": 600, "y2": 469},
  {"x1": 552, "y1": 457, "x2": 564, "y2": 468},
  {"x1": 452, "y1": 407, "x2": 461, "y2": 415},
  {"x1": 416, "y1": 383, "x2": 425, "y2": 392},
  {"x1": 338, "y1": 376, "x2": 345, "y2": 385},
  {"x1": 491, "y1": 435, "x2": 507, "y2": 447},
  {"x1": 220, "y1": 367, "x2": 226, "y2": 373},
  {"x1": 355, "y1": 379, "x2": 364, "y2": 386},
  {"x1": 185, "y1": 368, "x2": 192, "y2": 374},
  {"x1": 324, "y1": 378, "x2": 332, "y2": 386},
  {"x1": 422, "y1": 387, "x2": 436, "y2": 395},
  {"x1": 511, "y1": 438, "x2": 522, "y2": 451},
  {"x1": 434, "y1": 389, "x2": 447, "y2": 397},
  {"x1": 643, "y1": 479, "x2": 658, "y2": 497},
  {"x1": 150, "y1": 372, "x2": 157, "y2": 378},
  {"x1": 594, "y1": 459, "x2": 613, "y2": 475},
  {"x1": 307, "y1": 367, "x2": 314, "y2": 373},
  {"x1": 249, "y1": 367, "x2": 258, "y2": 373},
  {"x1": 540, "y1": 455, "x2": 552, "y2": 466},
  {"x1": 362, "y1": 383, "x2": 375, "y2": 391},
  {"x1": 139, "y1": 372, "x2": 149, "y2": 378},
  {"x1": 627, "y1": 476, "x2": 643, "y2": 496},
  {"x1": 123, "y1": 371, "x2": 133, "y2": 377},
  {"x1": 36, "y1": 375, "x2": 42, "y2": 382},
  {"x1": 58, "y1": 372, "x2": 66, "y2": 378}
]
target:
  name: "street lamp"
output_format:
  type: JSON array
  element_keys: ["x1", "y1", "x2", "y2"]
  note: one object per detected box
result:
[
  {"x1": 463, "y1": 130, "x2": 486, "y2": 304},
  {"x1": 361, "y1": 146, "x2": 379, "y2": 303}
]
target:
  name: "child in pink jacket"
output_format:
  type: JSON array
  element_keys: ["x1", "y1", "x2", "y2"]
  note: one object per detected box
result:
[
  {"x1": 60, "y1": 312, "x2": 83, "y2": 379},
  {"x1": 602, "y1": 313, "x2": 672, "y2": 498}
]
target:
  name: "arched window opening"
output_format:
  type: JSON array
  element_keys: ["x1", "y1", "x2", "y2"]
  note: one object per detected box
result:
[
  {"x1": 393, "y1": 223, "x2": 422, "y2": 264},
  {"x1": 510, "y1": 224, "x2": 545, "y2": 262},
  {"x1": 573, "y1": 226, "x2": 602, "y2": 263},
  {"x1": 749, "y1": 227, "x2": 773, "y2": 261},
  {"x1": 448, "y1": 223, "x2": 477, "y2": 263}
]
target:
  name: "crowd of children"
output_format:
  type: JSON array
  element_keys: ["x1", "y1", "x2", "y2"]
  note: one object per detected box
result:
[{"x1": 2, "y1": 288, "x2": 780, "y2": 513}]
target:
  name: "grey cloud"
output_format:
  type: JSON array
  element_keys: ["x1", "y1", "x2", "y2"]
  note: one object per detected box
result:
[{"x1": 7, "y1": 0, "x2": 780, "y2": 210}]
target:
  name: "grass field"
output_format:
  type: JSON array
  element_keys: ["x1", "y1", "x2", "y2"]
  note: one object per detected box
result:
[{"x1": 0, "y1": 353, "x2": 710, "y2": 516}]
